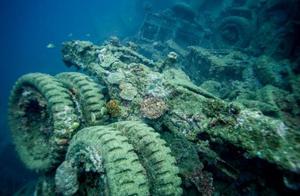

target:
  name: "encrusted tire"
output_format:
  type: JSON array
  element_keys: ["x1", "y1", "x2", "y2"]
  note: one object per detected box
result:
[
  {"x1": 111, "y1": 121, "x2": 182, "y2": 196},
  {"x1": 215, "y1": 16, "x2": 253, "y2": 48},
  {"x1": 55, "y1": 126, "x2": 150, "y2": 196},
  {"x1": 56, "y1": 72, "x2": 108, "y2": 126},
  {"x1": 8, "y1": 73, "x2": 79, "y2": 171}
]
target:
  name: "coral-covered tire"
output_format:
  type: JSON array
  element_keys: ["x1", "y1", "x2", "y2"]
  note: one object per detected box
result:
[
  {"x1": 56, "y1": 72, "x2": 108, "y2": 127},
  {"x1": 111, "y1": 121, "x2": 183, "y2": 196},
  {"x1": 55, "y1": 126, "x2": 150, "y2": 195},
  {"x1": 8, "y1": 73, "x2": 80, "y2": 171}
]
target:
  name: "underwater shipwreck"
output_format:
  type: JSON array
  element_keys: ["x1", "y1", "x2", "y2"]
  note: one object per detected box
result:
[{"x1": 8, "y1": 0, "x2": 300, "y2": 195}]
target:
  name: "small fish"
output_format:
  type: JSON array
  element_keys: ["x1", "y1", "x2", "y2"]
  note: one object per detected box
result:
[
  {"x1": 85, "y1": 33, "x2": 91, "y2": 37},
  {"x1": 46, "y1": 43, "x2": 56, "y2": 49},
  {"x1": 68, "y1": 33, "x2": 73, "y2": 37}
]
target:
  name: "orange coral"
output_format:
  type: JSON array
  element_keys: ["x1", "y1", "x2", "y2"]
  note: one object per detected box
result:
[{"x1": 106, "y1": 100, "x2": 121, "y2": 117}]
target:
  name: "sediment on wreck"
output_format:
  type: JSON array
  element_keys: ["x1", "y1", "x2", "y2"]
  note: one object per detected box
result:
[{"x1": 61, "y1": 40, "x2": 300, "y2": 194}]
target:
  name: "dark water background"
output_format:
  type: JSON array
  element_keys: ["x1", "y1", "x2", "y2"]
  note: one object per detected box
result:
[{"x1": 0, "y1": 0, "x2": 176, "y2": 194}]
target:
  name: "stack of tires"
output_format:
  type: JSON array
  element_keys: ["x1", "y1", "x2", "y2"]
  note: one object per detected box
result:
[{"x1": 8, "y1": 72, "x2": 182, "y2": 196}]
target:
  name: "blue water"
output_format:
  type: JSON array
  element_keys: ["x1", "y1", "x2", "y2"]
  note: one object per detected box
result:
[
  {"x1": 1, "y1": 0, "x2": 299, "y2": 195},
  {"x1": 0, "y1": 0, "x2": 176, "y2": 194}
]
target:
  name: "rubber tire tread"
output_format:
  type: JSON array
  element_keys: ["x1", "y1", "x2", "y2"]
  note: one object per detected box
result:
[
  {"x1": 66, "y1": 126, "x2": 150, "y2": 196},
  {"x1": 56, "y1": 72, "x2": 107, "y2": 126},
  {"x1": 111, "y1": 121, "x2": 182, "y2": 196},
  {"x1": 8, "y1": 73, "x2": 79, "y2": 171}
]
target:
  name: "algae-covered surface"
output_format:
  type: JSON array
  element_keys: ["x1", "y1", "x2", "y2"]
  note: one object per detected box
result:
[{"x1": 1, "y1": 0, "x2": 300, "y2": 195}]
